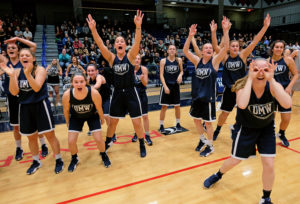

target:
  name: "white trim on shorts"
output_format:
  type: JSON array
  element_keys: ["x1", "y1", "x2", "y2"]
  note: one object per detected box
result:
[
  {"x1": 188, "y1": 112, "x2": 216, "y2": 122},
  {"x1": 90, "y1": 128, "x2": 102, "y2": 133},
  {"x1": 7, "y1": 97, "x2": 19, "y2": 126},
  {"x1": 260, "y1": 153, "x2": 276, "y2": 158},
  {"x1": 68, "y1": 130, "x2": 81, "y2": 133},
  {"x1": 109, "y1": 115, "x2": 125, "y2": 119},
  {"x1": 142, "y1": 113, "x2": 148, "y2": 116},
  {"x1": 131, "y1": 115, "x2": 142, "y2": 119},
  {"x1": 159, "y1": 86, "x2": 164, "y2": 105},
  {"x1": 39, "y1": 128, "x2": 55, "y2": 135},
  {"x1": 20, "y1": 130, "x2": 38, "y2": 137},
  {"x1": 232, "y1": 126, "x2": 242, "y2": 157},
  {"x1": 108, "y1": 88, "x2": 114, "y2": 115},
  {"x1": 42, "y1": 99, "x2": 54, "y2": 129},
  {"x1": 10, "y1": 123, "x2": 19, "y2": 127},
  {"x1": 104, "y1": 114, "x2": 109, "y2": 116},
  {"x1": 278, "y1": 110, "x2": 292, "y2": 113},
  {"x1": 231, "y1": 155, "x2": 256, "y2": 160},
  {"x1": 209, "y1": 102, "x2": 212, "y2": 121},
  {"x1": 134, "y1": 87, "x2": 143, "y2": 118}
]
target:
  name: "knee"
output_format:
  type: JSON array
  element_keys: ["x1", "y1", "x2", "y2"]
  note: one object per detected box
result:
[
  {"x1": 161, "y1": 106, "x2": 168, "y2": 111},
  {"x1": 109, "y1": 119, "x2": 118, "y2": 127},
  {"x1": 142, "y1": 115, "x2": 148, "y2": 120},
  {"x1": 263, "y1": 159, "x2": 274, "y2": 172}
]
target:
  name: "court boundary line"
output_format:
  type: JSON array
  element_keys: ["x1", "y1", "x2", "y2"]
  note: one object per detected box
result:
[{"x1": 57, "y1": 137, "x2": 300, "y2": 204}]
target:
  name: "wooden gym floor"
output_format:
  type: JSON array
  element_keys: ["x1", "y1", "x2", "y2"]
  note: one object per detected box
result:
[{"x1": 0, "y1": 91, "x2": 299, "y2": 204}]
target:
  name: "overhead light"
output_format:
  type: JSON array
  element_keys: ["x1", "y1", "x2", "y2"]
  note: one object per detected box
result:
[
  {"x1": 124, "y1": 13, "x2": 129, "y2": 15},
  {"x1": 171, "y1": 2, "x2": 177, "y2": 4},
  {"x1": 240, "y1": 7, "x2": 246, "y2": 10}
]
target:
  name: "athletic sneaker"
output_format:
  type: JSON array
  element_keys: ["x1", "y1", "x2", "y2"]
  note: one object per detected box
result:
[
  {"x1": 132, "y1": 133, "x2": 138, "y2": 142},
  {"x1": 200, "y1": 145, "x2": 214, "y2": 157},
  {"x1": 15, "y1": 147, "x2": 24, "y2": 161},
  {"x1": 277, "y1": 133, "x2": 290, "y2": 147},
  {"x1": 41, "y1": 144, "x2": 49, "y2": 157},
  {"x1": 195, "y1": 139, "x2": 206, "y2": 152},
  {"x1": 105, "y1": 139, "x2": 113, "y2": 153},
  {"x1": 159, "y1": 125, "x2": 165, "y2": 133},
  {"x1": 140, "y1": 142, "x2": 147, "y2": 158},
  {"x1": 202, "y1": 122, "x2": 207, "y2": 132},
  {"x1": 145, "y1": 135, "x2": 153, "y2": 146},
  {"x1": 26, "y1": 160, "x2": 42, "y2": 175},
  {"x1": 112, "y1": 134, "x2": 117, "y2": 143},
  {"x1": 203, "y1": 173, "x2": 221, "y2": 188},
  {"x1": 68, "y1": 157, "x2": 79, "y2": 172},
  {"x1": 259, "y1": 197, "x2": 273, "y2": 204},
  {"x1": 176, "y1": 123, "x2": 183, "y2": 131},
  {"x1": 213, "y1": 130, "x2": 220, "y2": 141},
  {"x1": 87, "y1": 131, "x2": 92, "y2": 136},
  {"x1": 55, "y1": 158, "x2": 64, "y2": 174},
  {"x1": 100, "y1": 152, "x2": 111, "y2": 168}
]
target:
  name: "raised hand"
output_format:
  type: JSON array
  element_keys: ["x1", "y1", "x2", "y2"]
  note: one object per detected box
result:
[
  {"x1": 4, "y1": 37, "x2": 18, "y2": 44},
  {"x1": 0, "y1": 63, "x2": 14, "y2": 76},
  {"x1": 210, "y1": 20, "x2": 217, "y2": 33},
  {"x1": 134, "y1": 10, "x2": 144, "y2": 28},
  {"x1": 266, "y1": 59, "x2": 276, "y2": 81},
  {"x1": 222, "y1": 16, "x2": 231, "y2": 32},
  {"x1": 86, "y1": 14, "x2": 96, "y2": 31},
  {"x1": 264, "y1": 13, "x2": 271, "y2": 27},
  {"x1": 189, "y1": 24, "x2": 197, "y2": 37}
]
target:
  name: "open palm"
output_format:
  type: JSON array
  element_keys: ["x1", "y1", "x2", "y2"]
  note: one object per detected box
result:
[{"x1": 134, "y1": 10, "x2": 144, "y2": 27}]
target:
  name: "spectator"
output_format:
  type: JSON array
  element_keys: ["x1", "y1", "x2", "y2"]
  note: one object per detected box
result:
[
  {"x1": 263, "y1": 36, "x2": 269, "y2": 46},
  {"x1": 59, "y1": 48, "x2": 71, "y2": 71},
  {"x1": 14, "y1": 26, "x2": 23, "y2": 37},
  {"x1": 75, "y1": 22, "x2": 82, "y2": 37},
  {"x1": 73, "y1": 37, "x2": 82, "y2": 49},
  {"x1": 23, "y1": 27, "x2": 32, "y2": 40},
  {"x1": 64, "y1": 37, "x2": 73, "y2": 54},
  {"x1": 0, "y1": 20, "x2": 6, "y2": 43},
  {"x1": 83, "y1": 36, "x2": 91, "y2": 49},
  {"x1": 62, "y1": 33, "x2": 73, "y2": 45},
  {"x1": 82, "y1": 22, "x2": 89, "y2": 36},
  {"x1": 292, "y1": 42, "x2": 300, "y2": 50}
]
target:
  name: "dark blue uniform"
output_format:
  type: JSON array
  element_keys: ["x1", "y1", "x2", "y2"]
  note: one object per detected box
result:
[
  {"x1": 159, "y1": 58, "x2": 180, "y2": 106},
  {"x1": 271, "y1": 58, "x2": 291, "y2": 113},
  {"x1": 18, "y1": 68, "x2": 55, "y2": 135},
  {"x1": 232, "y1": 84, "x2": 276, "y2": 160},
  {"x1": 109, "y1": 55, "x2": 142, "y2": 118},
  {"x1": 221, "y1": 55, "x2": 246, "y2": 112},
  {"x1": 190, "y1": 58, "x2": 217, "y2": 122},
  {"x1": 4, "y1": 60, "x2": 22, "y2": 126},
  {"x1": 69, "y1": 87, "x2": 101, "y2": 132},
  {"x1": 89, "y1": 76, "x2": 111, "y2": 116},
  {"x1": 135, "y1": 66, "x2": 148, "y2": 115},
  {"x1": 47, "y1": 65, "x2": 60, "y2": 85},
  {"x1": 68, "y1": 65, "x2": 82, "y2": 76}
]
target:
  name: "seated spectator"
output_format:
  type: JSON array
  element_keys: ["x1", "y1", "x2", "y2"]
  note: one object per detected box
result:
[
  {"x1": 62, "y1": 33, "x2": 73, "y2": 45},
  {"x1": 76, "y1": 22, "x2": 82, "y2": 37},
  {"x1": 64, "y1": 37, "x2": 73, "y2": 54},
  {"x1": 0, "y1": 20, "x2": 6, "y2": 43},
  {"x1": 59, "y1": 48, "x2": 71, "y2": 71},
  {"x1": 292, "y1": 42, "x2": 300, "y2": 50},
  {"x1": 90, "y1": 43, "x2": 100, "y2": 59},
  {"x1": 142, "y1": 49, "x2": 152, "y2": 66},
  {"x1": 73, "y1": 37, "x2": 82, "y2": 49},
  {"x1": 6, "y1": 26, "x2": 14, "y2": 39},
  {"x1": 14, "y1": 26, "x2": 23, "y2": 37},
  {"x1": 70, "y1": 25, "x2": 77, "y2": 38},
  {"x1": 83, "y1": 36, "x2": 91, "y2": 49},
  {"x1": 82, "y1": 22, "x2": 90, "y2": 36},
  {"x1": 23, "y1": 27, "x2": 32, "y2": 40}
]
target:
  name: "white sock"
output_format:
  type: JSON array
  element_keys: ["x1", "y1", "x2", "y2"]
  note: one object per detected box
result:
[
  {"x1": 207, "y1": 140, "x2": 213, "y2": 146},
  {"x1": 200, "y1": 134, "x2": 206, "y2": 141},
  {"x1": 176, "y1": 119, "x2": 180, "y2": 124},
  {"x1": 145, "y1": 131, "x2": 149, "y2": 136},
  {"x1": 15, "y1": 140, "x2": 22, "y2": 148},
  {"x1": 160, "y1": 120, "x2": 164, "y2": 126},
  {"x1": 39, "y1": 137, "x2": 46, "y2": 145},
  {"x1": 55, "y1": 154, "x2": 62, "y2": 160},
  {"x1": 32, "y1": 155, "x2": 40, "y2": 161}
]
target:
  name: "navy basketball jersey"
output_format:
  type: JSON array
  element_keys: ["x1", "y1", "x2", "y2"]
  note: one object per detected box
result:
[
  {"x1": 272, "y1": 58, "x2": 290, "y2": 88},
  {"x1": 89, "y1": 76, "x2": 111, "y2": 101},
  {"x1": 192, "y1": 58, "x2": 217, "y2": 102},
  {"x1": 69, "y1": 65, "x2": 81, "y2": 75},
  {"x1": 47, "y1": 65, "x2": 59, "y2": 77},
  {"x1": 112, "y1": 54, "x2": 135, "y2": 89},
  {"x1": 135, "y1": 66, "x2": 146, "y2": 92},
  {"x1": 163, "y1": 58, "x2": 180, "y2": 84},
  {"x1": 222, "y1": 55, "x2": 246, "y2": 88},
  {"x1": 18, "y1": 68, "x2": 48, "y2": 104},
  {"x1": 70, "y1": 86, "x2": 96, "y2": 119},
  {"x1": 3, "y1": 60, "x2": 23, "y2": 94},
  {"x1": 236, "y1": 84, "x2": 275, "y2": 129}
]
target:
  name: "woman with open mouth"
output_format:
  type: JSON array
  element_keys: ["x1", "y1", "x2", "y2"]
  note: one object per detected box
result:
[
  {"x1": 183, "y1": 17, "x2": 230, "y2": 157},
  {"x1": 269, "y1": 40, "x2": 298, "y2": 147},
  {"x1": 0, "y1": 35, "x2": 49, "y2": 161},
  {"x1": 211, "y1": 14, "x2": 271, "y2": 141},
  {"x1": 86, "y1": 10, "x2": 147, "y2": 158},
  {"x1": 203, "y1": 58, "x2": 292, "y2": 204},
  {"x1": 0, "y1": 49, "x2": 64, "y2": 175},
  {"x1": 62, "y1": 72, "x2": 110, "y2": 172}
]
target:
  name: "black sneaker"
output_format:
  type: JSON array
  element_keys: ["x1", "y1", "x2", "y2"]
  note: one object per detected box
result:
[
  {"x1": 259, "y1": 197, "x2": 273, "y2": 204},
  {"x1": 195, "y1": 139, "x2": 206, "y2": 152},
  {"x1": 41, "y1": 144, "x2": 49, "y2": 157},
  {"x1": 100, "y1": 152, "x2": 111, "y2": 168},
  {"x1": 15, "y1": 147, "x2": 24, "y2": 161},
  {"x1": 202, "y1": 122, "x2": 207, "y2": 132},
  {"x1": 213, "y1": 130, "x2": 220, "y2": 141},
  {"x1": 159, "y1": 125, "x2": 165, "y2": 133},
  {"x1": 200, "y1": 145, "x2": 214, "y2": 157},
  {"x1": 68, "y1": 157, "x2": 79, "y2": 172},
  {"x1": 105, "y1": 139, "x2": 113, "y2": 153},
  {"x1": 112, "y1": 134, "x2": 117, "y2": 143},
  {"x1": 203, "y1": 173, "x2": 221, "y2": 188},
  {"x1": 176, "y1": 123, "x2": 183, "y2": 132},
  {"x1": 55, "y1": 158, "x2": 64, "y2": 174},
  {"x1": 145, "y1": 135, "x2": 153, "y2": 146},
  {"x1": 87, "y1": 131, "x2": 92, "y2": 136},
  {"x1": 140, "y1": 143, "x2": 147, "y2": 158},
  {"x1": 26, "y1": 160, "x2": 42, "y2": 175},
  {"x1": 277, "y1": 133, "x2": 290, "y2": 147},
  {"x1": 132, "y1": 133, "x2": 138, "y2": 142}
]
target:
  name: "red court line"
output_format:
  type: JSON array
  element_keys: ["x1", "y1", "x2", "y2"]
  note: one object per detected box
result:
[
  {"x1": 58, "y1": 136, "x2": 300, "y2": 204},
  {"x1": 57, "y1": 156, "x2": 230, "y2": 204}
]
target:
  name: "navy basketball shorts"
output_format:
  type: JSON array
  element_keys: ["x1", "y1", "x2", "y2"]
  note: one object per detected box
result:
[
  {"x1": 274, "y1": 99, "x2": 291, "y2": 113},
  {"x1": 189, "y1": 99, "x2": 216, "y2": 122},
  {"x1": 220, "y1": 87, "x2": 236, "y2": 112},
  {"x1": 68, "y1": 114, "x2": 101, "y2": 133},
  {"x1": 138, "y1": 91, "x2": 148, "y2": 115},
  {"x1": 159, "y1": 83, "x2": 180, "y2": 106},
  {"x1": 7, "y1": 94, "x2": 19, "y2": 126},
  {"x1": 109, "y1": 87, "x2": 142, "y2": 119},
  {"x1": 102, "y1": 98, "x2": 110, "y2": 116},
  {"x1": 19, "y1": 98, "x2": 55, "y2": 136},
  {"x1": 231, "y1": 121, "x2": 276, "y2": 160}
]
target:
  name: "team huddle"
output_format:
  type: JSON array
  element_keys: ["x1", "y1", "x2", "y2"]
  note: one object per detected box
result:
[{"x1": 0, "y1": 10, "x2": 298, "y2": 204}]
